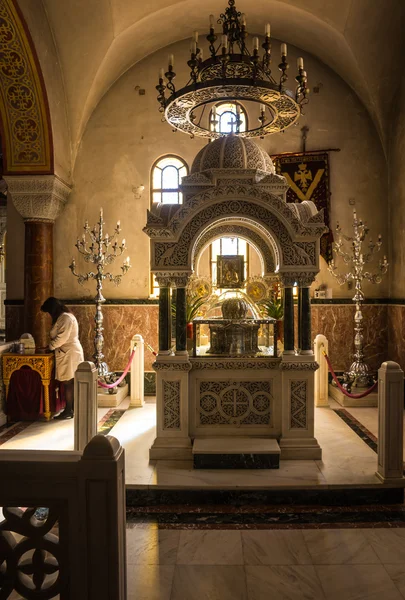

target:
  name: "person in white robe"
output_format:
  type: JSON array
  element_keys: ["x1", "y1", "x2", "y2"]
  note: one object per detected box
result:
[{"x1": 41, "y1": 297, "x2": 84, "y2": 419}]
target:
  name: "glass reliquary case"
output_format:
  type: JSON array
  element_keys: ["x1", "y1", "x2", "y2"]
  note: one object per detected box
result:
[{"x1": 192, "y1": 290, "x2": 277, "y2": 358}]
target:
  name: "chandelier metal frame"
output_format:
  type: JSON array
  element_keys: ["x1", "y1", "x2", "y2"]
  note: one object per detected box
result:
[{"x1": 156, "y1": 0, "x2": 309, "y2": 138}]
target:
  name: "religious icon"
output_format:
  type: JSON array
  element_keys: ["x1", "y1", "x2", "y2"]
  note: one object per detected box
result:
[{"x1": 217, "y1": 255, "x2": 244, "y2": 289}]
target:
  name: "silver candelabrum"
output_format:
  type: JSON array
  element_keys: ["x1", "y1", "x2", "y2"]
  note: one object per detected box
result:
[
  {"x1": 69, "y1": 208, "x2": 131, "y2": 378},
  {"x1": 328, "y1": 207, "x2": 388, "y2": 388}
]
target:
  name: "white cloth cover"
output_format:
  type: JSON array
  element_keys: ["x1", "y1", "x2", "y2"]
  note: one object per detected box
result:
[{"x1": 49, "y1": 312, "x2": 84, "y2": 381}]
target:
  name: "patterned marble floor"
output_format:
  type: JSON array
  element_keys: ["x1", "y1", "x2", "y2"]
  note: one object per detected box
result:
[
  {"x1": 124, "y1": 526, "x2": 405, "y2": 599},
  {"x1": 1, "y1": 397, "x2": 405, "y2": 490},
  {"x1": 3, "y1": 400, "x2": 405, "y2": 599}
]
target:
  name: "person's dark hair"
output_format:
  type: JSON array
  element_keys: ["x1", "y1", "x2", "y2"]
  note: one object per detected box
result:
[{"x1": 40, "y1": 297, "x2": 71, "y2": 324}]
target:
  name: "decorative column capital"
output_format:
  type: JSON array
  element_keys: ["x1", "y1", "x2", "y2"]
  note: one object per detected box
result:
[
  {"x1": 154, "y1": 272, "x2": 173, "y2": 288},
  {"x1": 170, "y1": 272, "x2": 191, "y2": 288},
  {"x1": 154, "y1": 271, "x2": 192, "y2": 288},
  {"x1": 279, "y1": 271, "x2": 316, "y2": 287},
  {"x1": 4, "y1": 174, "x2": 72, "y2": 223}
]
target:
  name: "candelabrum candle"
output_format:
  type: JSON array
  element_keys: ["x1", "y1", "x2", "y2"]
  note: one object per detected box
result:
[
  {"x1": 209, "y1": 14, "x2": 214, "y2": 29},
  {"x1": 297, "y1": 57, "x2": 304, "y2": 70},
  {"x1": 265, "y1": 23, "x2": 270, "y2": 37},
  {"x1": 221, "y1": 34, "x2": 228, "y2": 49},
  {"x1": 69, "y1": 211, "x2": 131, "y2": 378},
  {"x1": 252, "y1": 36, "x2": 259, "y2": 51},
  {"x1": 328, "y1": 209, "x2": 389, "y2": 389},
  {"x1": 168, "y1": 54, "x2": 174, "y2": 67},
  {"x1": 281, "y1": 43, "x2": 287, "y2": 57}
]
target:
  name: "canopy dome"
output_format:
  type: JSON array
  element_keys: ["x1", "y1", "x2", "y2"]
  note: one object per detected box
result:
[{"x1": 191, "y1": 135, "x2": 275, "y2": 175}]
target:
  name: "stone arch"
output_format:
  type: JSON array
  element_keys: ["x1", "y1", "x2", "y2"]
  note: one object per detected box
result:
[
  {"x1": 0, "y1": 0, "x2": 53, "y2": 174},
  {"x1": 192, "y1": 219, "x2": 278, "y2": 275},
  {"x1": 153, "y1": 194, "x2": 315, "y2": 271},
  {"x1": 168, "y1": 185, "x2": 304, "y2": 240}
]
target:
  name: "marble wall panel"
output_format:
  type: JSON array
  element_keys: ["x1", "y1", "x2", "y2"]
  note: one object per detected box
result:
[
  {"x1": 387, "y1": 305, "x2": 405, "y2": 372},
  {"x1": 6, "y1": 303, "x2": 158, "y2": 372},
  {"x1": 311, "y1": 304, "x2": 389, "y2": 373},
  {"x1": 70, "y1": 305, "x2": 159, "y2": 372},
  {"x1": 7, "y1": 302, "x2": 404, "y2": 376}
]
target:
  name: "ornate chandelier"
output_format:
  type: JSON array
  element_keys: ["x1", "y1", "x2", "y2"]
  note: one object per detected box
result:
[{"x1": 156, "y1": 0, "x2": 309, "y2": 139}]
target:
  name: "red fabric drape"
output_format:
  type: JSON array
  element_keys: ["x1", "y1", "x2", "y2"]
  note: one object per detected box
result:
[{"x1": 6, "y1": 366, "x2": 66, "y2": 421}]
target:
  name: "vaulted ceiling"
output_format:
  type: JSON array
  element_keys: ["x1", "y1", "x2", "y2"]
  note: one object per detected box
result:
[{"x1": 19, "y1": 0, "x2": 405, "y2": 172}]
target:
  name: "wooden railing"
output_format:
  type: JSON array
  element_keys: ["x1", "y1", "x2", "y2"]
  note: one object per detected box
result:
[{"x1": 0, "y1": 434, "x2": 126, "y2": 599}]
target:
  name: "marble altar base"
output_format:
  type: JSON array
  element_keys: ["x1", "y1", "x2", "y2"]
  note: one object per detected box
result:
[
  {"x1": 97, "y1": 383, "x2": 128, "y2": 408},
  {"x1": 329, "y1": 383, "x2": 378, "y2": 407}
]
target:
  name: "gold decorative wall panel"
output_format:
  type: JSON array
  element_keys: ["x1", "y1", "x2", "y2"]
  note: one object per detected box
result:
[{"x1": 0, "y1": 0, "x2": 52, "y2": 173}]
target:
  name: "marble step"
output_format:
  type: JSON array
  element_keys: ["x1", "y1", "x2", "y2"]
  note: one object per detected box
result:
[
  {"x1": 97, "y1": 383, "x2": 128, "y2": 408},
  {"x1": 329, "y1": 383, "x2": 378, "y2": 407},
  {"x1": 192, "y1": 437, "x2": 280, "y2": 469}
]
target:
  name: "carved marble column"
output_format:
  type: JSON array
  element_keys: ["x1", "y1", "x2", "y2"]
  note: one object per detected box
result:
[
  {"x1": 155, "y1": 274, "x2": 172, "y2": 355},
  {"x1": 171, "y1": 274, "x2": 190, "y2": 356},
  {"x1": 283, "y1": 287, "x2": 295, "y2": 354},
  {"x1": 297, "y1": 287, "x2": 303, "y2": 351},
  {"x1": 299, "y1": 287, "x2": 312, "y2": 354},
  {"x1": 5, "y1": 175, "x2": 71, "y2": 348}
]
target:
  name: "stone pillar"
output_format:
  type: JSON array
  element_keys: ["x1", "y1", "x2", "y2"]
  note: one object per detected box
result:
[
  {"x1": 130, "y1": 334, "x2": 144, "y2": 407},
  {"x1": 376, "y1": 361, "x2": 404, "y2": 483},
  {"x1": 172, "y1": 274, "x2": 189, "y2": 355},
  {"x1": 283, "y1": 287, "x2": 295, "y2": 354},
  {"x1": 74, "y1": 361, "x2": 98, "y2": 452},
  {"x1": 24, "y1": 220, "x2": 53, "y2": 347},
  {"x1": 0, "y1": 205, "x2": 7, "y2": 332},
  {"x1": 297, "y1": 287, "x2": 302, "y2": 352},
  {"x1": 300, "y1": 287, "x2": 312, "y2": 354},
  {"x1": 176, "y1": 287, "x2": 187, "y2": 353},
  {"x1": 314, "y1": 334, "x2": 329, "y2": 407},
  {"x1": 279, "y1": 358, "x2": 322, "y2": 460},
  {"x1": 156, "y1": 274, "x2": 172, "y2": 355},
  {"x1": 4, "y1": 175, "x2": 71, "y2": 348}
]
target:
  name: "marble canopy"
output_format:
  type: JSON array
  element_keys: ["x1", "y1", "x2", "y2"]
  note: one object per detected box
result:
[
  {"x1": 143, "y1": 136, "x2": 328, "y2": 465},
  {"x1": 144, "y1": 135, "x2": 327, "y2": 287}
]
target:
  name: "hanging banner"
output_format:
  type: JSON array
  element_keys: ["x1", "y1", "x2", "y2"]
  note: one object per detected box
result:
[{"x1": 273, "y1": 152, "x2": 333, "y2": 263}]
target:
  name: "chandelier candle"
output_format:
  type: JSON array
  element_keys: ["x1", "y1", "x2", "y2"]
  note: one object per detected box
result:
[
  {"x1": 156, "y1": 0, "x2": 310, "y2": 138},
  {"x1": 69, "y1": 208, "x2": 131, "y2": 378},
  {"x1": 328, "y1": 208, "x2": 388, "y2": 389}
]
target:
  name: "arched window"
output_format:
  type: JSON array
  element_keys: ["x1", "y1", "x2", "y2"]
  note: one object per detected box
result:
[
  {"x1": 210, "y1": 102, "x2": 247, "y2": 135},
  {"x1": 151, "y1": 155, "x2": 188, "y2": 205}
]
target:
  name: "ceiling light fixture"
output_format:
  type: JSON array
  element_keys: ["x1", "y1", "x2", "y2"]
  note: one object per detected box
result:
[{"x1": 156, "y1": 0, "x2": 309, "y2": 139}]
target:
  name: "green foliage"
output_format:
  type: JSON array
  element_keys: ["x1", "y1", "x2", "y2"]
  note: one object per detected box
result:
[
  {"x1": 259, "y1": 297, "x2": 284, "y2": 320},
  {"x1": 172, "y1": 295, "x2": 208, "y2": 323}
]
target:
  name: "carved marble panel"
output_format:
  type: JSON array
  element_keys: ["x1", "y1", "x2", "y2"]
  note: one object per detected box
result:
[
  {"x1": 290, "y1": 380, "x2": 307, "y2": 428},
  {"x1": 198, "y1": 380, "x2": 272, "y2": 427},
  {"x1": 163, "y1": 380, "x2": 181, "y2": 430}
]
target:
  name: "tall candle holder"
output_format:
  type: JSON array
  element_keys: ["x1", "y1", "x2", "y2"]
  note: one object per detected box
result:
[
  {"x1": 328, "y1": 208, "x2": 388, "y2": 389},
  {"x1": 69, "y1": 208, "x2": 131, "y2": 378}
]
